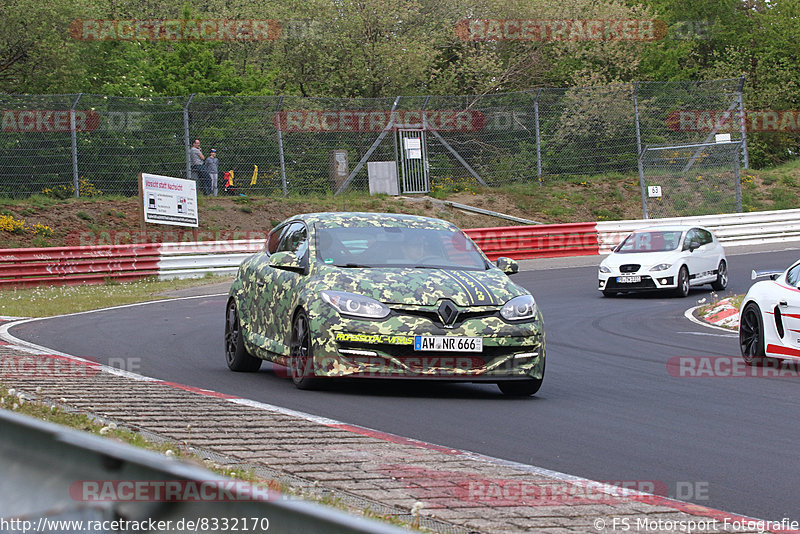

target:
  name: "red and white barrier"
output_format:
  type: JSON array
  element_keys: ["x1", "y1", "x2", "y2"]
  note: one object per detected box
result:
[{"x1": 1, "y1": 209, "x2": 799, "y2": 289}]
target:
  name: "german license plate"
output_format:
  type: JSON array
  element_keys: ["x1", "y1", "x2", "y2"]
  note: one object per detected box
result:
[
  {"x1": 414, "y1": 336, "x2": 483, "y2": 352},
  {"x1": 617, "y1": 275, "x2": 641, "y2": 283}
]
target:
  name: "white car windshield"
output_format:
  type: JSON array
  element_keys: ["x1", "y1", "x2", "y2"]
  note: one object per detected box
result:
[
  {"x1": 616, "y1": 231, "x2": 682, "y2": 253},
  {"x1": 315, "y1": 226, "x2": 488, "y2": 269}
]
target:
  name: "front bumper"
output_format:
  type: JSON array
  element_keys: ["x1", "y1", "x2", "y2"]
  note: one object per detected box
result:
[
  {"x1": 306, "y1": 301, "x2": 545, "y2": 380},
  {"x1": 598, "y1": 272, "x2": 677, "y2": 292}
]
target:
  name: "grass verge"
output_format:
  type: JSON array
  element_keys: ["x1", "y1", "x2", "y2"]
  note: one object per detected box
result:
[{"x1": 1, "y1": 275, "x2": 232, "y2": 317}]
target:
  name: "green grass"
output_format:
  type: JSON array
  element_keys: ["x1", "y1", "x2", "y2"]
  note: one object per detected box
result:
[{"x1": 0, "y1": 275, "x2": 231, "y2": 317}]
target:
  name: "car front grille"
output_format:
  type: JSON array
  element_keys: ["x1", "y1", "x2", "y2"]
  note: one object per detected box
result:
[
  {"x1": 605, "y1": 276, "x2": 657, "y2": 290},
  {"x1": 619, "y1": 264, "x2": 641, "y2": 273}
]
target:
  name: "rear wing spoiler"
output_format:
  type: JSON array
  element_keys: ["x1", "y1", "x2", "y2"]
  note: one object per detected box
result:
[{"x1": 751, "y1": 269, "x2": 783, "y2": 281}]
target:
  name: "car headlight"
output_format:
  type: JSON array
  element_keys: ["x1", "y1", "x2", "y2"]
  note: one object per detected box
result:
[
  {"x1": 599, "y1": 265, "x2": 611, "y2": 273},
  {"x1": 320, "y1": 291, "x2": 390, "y2": 319},
  {"x1": 501, "y1": 295, "x2": 538, "y2": 321},
  {"x1": 650, "y1": 263, "x2": 672, "y2": 271}
]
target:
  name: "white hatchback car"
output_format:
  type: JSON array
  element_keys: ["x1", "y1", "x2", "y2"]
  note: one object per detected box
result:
[{"x1": 598, "y1": 225, "x2": 727, "y2": 297}]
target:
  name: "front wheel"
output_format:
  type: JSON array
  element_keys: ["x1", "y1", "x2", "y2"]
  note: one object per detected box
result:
[
  {"x1": 225, "y1": 299, "x2": 262, "y2": 372},
  {"x1": 739, "y1": 302, "x2": 765, "y2": 365},
  {"x1": 289, "y1": 310, "x2": 320, "y2": 390},
  {"x1": 711, "y1": 260, "x2": 728, "y2": 290},
  {"x1": 674, "y1": 266, "x2": 690, "y2": 298}
]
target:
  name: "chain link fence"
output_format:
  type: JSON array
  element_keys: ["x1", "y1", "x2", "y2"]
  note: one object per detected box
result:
[{"x1": 0, "y1": 78, "x2": 747, "y2": 217}]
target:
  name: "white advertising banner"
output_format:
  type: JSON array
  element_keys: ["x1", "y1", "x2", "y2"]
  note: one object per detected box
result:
[{"x1": 140, "y1": 173, "x2": 199, "y2": 227}]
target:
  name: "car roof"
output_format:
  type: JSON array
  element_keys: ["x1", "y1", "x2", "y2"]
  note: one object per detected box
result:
[
  {"x1": 290, "y1": 212, "x2": 457, "y2": 230},
  {"x1": 634, "y1": 225, "x2": 711, "y2": 233}
]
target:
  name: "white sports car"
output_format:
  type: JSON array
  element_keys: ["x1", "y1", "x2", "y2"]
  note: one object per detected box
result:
[
  {"x1": 739, "y1": 259, "x2": 800, "y2": 364},
  {"x1": 598, "y1": 225, "x2": 728, "y2": 297}
]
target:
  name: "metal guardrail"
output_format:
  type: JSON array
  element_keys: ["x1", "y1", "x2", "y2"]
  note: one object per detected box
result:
[
  {"x1": 596, "y1": 208, "x2": 800, "y2": 253},
  {"x1": 0, "y1": 243, "x2": 161, "y2": 288},
  {"x1": 464, "y1": 222, "x2": 599, "y2": 261},
  {"x1": 1, "y1": 209, "x2": 799, "y2": 287},
  {"x1": 0, "y1": 410, "x2": 408, "y2": 533}
]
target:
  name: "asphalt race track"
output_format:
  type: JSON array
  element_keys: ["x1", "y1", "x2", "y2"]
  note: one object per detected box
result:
[{"x1": 11, "y1": 247, "x2": 800, "y2": 524}]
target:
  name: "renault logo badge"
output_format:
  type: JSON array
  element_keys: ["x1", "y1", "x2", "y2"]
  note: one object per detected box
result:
[{"x1": 438, "y1": 300, "x2": 459, "y2": 327}]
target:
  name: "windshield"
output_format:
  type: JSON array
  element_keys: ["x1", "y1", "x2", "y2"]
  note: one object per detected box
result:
[
  {"x1": 616, "y1": 231, "x2": 682, "y2": 253},
  {"x1": 315, "y1": 225, "x2": 488, "y2": 269}
]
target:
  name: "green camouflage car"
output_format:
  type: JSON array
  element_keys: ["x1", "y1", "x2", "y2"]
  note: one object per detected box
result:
[{"x1": 225, "y1": 212, "x2": 545, "y2": 396}]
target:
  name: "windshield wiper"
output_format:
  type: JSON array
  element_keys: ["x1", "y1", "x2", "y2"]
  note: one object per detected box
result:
[{"x1": 338, "y1": 263, "x2": 373, "y2": 268}]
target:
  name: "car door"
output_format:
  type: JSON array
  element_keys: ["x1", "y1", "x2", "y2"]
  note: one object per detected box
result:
[
  {"x1": 264, "y1": 221, "x2": 309, "y2": 352},
  {"x1": 246, "y1": 224, "x2": 287, "y2": 348},
  {"x1": 681, "y1": 229, "x2": 706, "y2": 284},
  {"x1": 779, "y1": 263, "x2": 800, "y2": 351},
  {"x1": 693, "y1": 228, "x2": 718, "y2": 282}
]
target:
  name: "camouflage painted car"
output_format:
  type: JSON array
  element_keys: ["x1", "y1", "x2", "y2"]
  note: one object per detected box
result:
[{"x1": 224, "y1": 212, "x2": 545, "y2": 396}]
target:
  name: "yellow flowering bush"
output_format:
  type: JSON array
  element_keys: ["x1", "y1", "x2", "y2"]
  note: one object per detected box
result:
[
  {"x1": 0, "y1": 214, "x2": 26, "y2": 234},
  {"x1": 42, "y1": 177, "x2": 102, "y2": 199},
  {"x1": 30, "y1": 223, "x2": 54, "y2": 237}
]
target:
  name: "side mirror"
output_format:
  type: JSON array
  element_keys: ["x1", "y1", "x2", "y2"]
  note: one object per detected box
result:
[
  {"x1": 496, "y1": 257, "x2": 519, "y2": 275},
  {"x1": 269, "y1": 251, "x2": 306, "y2": 273}
]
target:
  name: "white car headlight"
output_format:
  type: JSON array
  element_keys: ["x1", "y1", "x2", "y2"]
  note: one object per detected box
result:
[
  {"x1": 501, "y1": 295, "x2": 538, "y2": 321},
  {"x1": 650, "y1": 263, "x2": 672, "y2": 272},
  {"x1": 599, "y1": 265, "x2": 611, "y2": 273},
  {"x1": 320, "y1": 291, "x2": 390, "y2": 319}
]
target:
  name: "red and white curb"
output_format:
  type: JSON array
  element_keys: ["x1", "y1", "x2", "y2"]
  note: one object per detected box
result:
[{"x1": 686, "y1": 298, "x2": 739, "y2": 332}]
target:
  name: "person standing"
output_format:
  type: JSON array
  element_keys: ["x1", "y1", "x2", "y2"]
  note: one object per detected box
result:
[
  {"x1": 205, "y1": 148, "x2": 219, "y2": 196},
  {"x1": 190, "y1": 139, "x2": 209, "y2": 193}
]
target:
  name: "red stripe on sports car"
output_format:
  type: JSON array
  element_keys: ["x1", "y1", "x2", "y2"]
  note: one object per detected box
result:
[
  {"x1": 775, "y1": 282, "x2": 800, "y2": 294},
  {"x1": 766, "y1": 344, "x2": 800, "y2": 359}
]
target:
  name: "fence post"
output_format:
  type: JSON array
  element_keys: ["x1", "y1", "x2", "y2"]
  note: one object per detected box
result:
[
  {"x1": 633, "y1": 82, "x2": 647, "y2": 219},
  {"x1": 534, "y1": 88, "x2": 542, "y2": 186},
  {"x1": 737, "y1": 76, "x2": 749, "y2": 169},
  {"x1": 184, "y1": 94, "x2": 195, "y2": 182},
  {"x1": 275, "y1": 96, "x2": 288, "y2": 196},
  {"x1": 735, "y1": 143, "x2": 743, "y2": 213},
  {"x1": 70, "y1": 93, "x2": 83, "y2": 198}
]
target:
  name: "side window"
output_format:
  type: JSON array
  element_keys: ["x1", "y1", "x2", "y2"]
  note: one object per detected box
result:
[
  {"x1": 698, "y1": 229, "x2": 713, "y2": 246},
  {"x1": 277, "y1": 222, "x2": 309, "y2": 258},
  {"x1": 683, "y1": 230, "x2": 698, "y2": 250},
  {"x1": 787, "y1": 264, "x2": 800, "y2": 287},
  {"x1": 266, "y1": 226, "x2": 282, "y2": 254}
]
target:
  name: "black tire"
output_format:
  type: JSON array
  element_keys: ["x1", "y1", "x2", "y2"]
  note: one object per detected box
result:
[
  {"x1": 739, "y1": 302, "x2": 766, "y2": 365},
  {"x1": 674, "y1": 266, "x2": 690, "y2": 298},
  {"x1": 289, "y1": 310, "x2": 320, "y2": 390},
  {"x1": 602, "y1": 289, "x2": 617, "y2": 298},
  {"x1": 225, "y1": 299, "x2": 262, "y2": 372},
  {"x1": 711, "y1": 260, "x2": 728, "y2": 291},
  {"x1": 498, "y1": 360, "x2": 545, "y2": 396}
]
